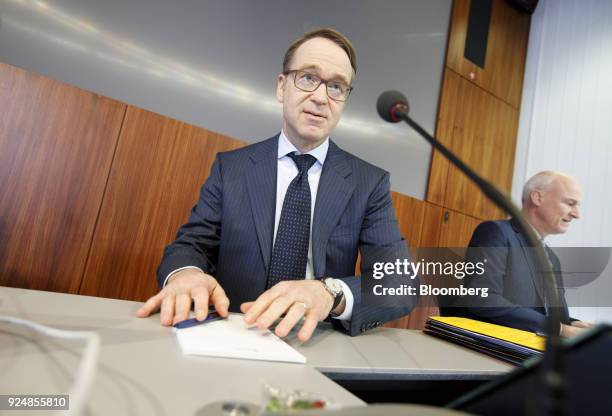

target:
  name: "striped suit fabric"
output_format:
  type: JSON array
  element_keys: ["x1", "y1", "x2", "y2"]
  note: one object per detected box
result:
[{"x1": 157, "y1": 134, "x2": 417, "y2": 336}]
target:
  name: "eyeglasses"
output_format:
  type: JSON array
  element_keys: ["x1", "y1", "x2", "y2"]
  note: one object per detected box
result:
[{"x1": 284, "y1": 69, "x2": 353, "y2": 102}]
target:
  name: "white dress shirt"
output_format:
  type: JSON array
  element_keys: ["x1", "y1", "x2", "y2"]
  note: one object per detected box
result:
[
  {"x1": 165, "y1": 131, "x2": 354, "y2": 321},
  {"x1": 275, "y1": 131, "x2": 353, "y2": 321}
]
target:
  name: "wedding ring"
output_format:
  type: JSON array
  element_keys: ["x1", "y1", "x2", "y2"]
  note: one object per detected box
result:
[{"x1": 294, "y1": 301, "x2": 309, "y2": 310}]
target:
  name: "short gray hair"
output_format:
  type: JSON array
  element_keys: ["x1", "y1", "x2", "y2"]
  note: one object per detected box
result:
[{"x1": 521, "y1": 171, "x2": 570, "y2": 203}]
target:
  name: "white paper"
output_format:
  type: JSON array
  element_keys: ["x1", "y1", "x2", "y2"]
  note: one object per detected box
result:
[{"x1": 175, "y1": 313, "x2": 306, "y2": 364}]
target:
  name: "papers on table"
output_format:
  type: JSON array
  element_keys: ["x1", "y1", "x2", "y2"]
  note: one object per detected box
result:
[
  {"x1": 175, "y1": 313, "x2": 306, "y2": 364},
  {"x1": 424, "y1": 316, "x2": 545, "y2": 365}
]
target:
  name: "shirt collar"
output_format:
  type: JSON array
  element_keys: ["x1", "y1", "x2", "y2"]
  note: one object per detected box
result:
[
  {"x1": 513, "y1": 216, "x2": 546, "y2": 245},
  {"x1": 277, "y1": 130, "x2": 329, "y2": 165}
]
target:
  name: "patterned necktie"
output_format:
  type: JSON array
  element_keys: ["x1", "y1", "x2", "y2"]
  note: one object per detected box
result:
[{"x1": 267, "y1": 153, "x2": 317, "y2": 288}]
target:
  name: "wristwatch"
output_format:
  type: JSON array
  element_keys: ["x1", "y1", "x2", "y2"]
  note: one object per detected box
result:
[{"x1": 320, "y1": 277, "x2": 344, "y2": 316}]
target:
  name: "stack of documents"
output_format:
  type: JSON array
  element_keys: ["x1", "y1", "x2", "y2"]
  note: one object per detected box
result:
[
  {"x1": 424, "y1": 316, "x2": 545, "y2": 365},
  {"x1": 175, "y1": 313, "x2": 306, "y2": 364}
]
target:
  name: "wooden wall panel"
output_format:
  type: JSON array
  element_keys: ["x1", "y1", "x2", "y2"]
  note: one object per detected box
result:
[
  {"x1": 384, "y1": 194, "x2": 428, "y2": 330},
  {"x1": 386, "y1": 202, "x2": 486, "y2": 330},
  {"x1": 1, "y1": 0, "x2": 532, "y2": 332},
  {"x1": 446, "y1": 0, "x2": 530, "y2": 108},
  {"x1": 419, "y1": 203, "x2": 445, "y2": 248},
  {"x1": 390, "y1": 192, "x2": 427, "y2": 248},
  {"x1": 438, "y1": 209, "x2": 483, "y2": 247},
  {"x1": 386, "y1": 202, "x2": 442, "y2": 330},
  {"x1": 419, "y1": 203, "x2": 484, "y2": 247},
  {"x1": 0, "y1": 63, "x2": 125, "y2": 293},
  {"x1": 428, "y1": 0, "x2": 530, "y2": 224},
  {"x1": 418, "y1": 203, "x2": 485, "y2": 248},
  {"x1": 427, "y1": 69, "x2": 519, "y2": 220},
  {"x1": 424, "y1": 70, "x2": 458, "y2": 208},
  {"x1": 444, "y1": 69, "x2": 519, "y2": 220},
  {"x1": 79, "y1": 107, "x2": 245, "y2": 301}
]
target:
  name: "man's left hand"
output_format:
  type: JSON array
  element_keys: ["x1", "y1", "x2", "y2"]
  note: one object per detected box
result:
[{"x1": 240, "y1": 280, "x2": 337, "y2": 342}]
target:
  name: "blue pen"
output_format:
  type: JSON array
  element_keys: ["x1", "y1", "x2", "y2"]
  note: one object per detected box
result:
[{"x1": 173, "y1": 311, "x2": 223, "y2": 329}]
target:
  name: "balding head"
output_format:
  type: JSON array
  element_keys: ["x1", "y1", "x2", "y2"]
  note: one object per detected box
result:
[{"x1": 521, "y1": 171, "x2": 582, "y2": 238}]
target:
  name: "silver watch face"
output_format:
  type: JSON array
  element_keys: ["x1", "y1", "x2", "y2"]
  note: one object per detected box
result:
[{"x1": 324, "y1": 278, "x2": 343, "y2": 296}]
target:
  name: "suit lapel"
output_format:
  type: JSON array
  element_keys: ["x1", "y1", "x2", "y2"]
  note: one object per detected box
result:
[
  {"x1": 246, "y1": 136, "x2": 278, "y2": 271},
  {"x1": 544, "y1": 245, "x2": 571, "y2": 322},
  {"x1": 510, "y1": 218, "x2": 546, "y2": 305},
  {"x1": 312, "y1": 141, "x2": 354, "y2": 277}
]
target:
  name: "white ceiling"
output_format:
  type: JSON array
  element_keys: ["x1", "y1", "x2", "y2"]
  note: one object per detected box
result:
[{"x1": 0, "y1": 0, "x2": 452, "y2": 198}]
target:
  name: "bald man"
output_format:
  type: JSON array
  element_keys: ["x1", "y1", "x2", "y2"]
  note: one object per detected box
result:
[{"x1": 455, "y1": 171, "x2": 591, "y2": 337}]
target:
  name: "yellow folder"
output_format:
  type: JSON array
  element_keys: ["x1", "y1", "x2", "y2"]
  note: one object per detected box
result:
[{"x1": 429, "y1": 316, "x2": 546, "y2": 352}]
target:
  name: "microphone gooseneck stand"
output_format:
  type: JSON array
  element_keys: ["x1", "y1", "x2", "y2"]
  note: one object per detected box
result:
[{"x1": 377, "y1": 90, "x2": 566, "y2": 416}]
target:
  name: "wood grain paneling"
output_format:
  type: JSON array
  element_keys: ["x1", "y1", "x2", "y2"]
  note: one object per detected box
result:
[
  {"x1": 385, "y1": 202, "x2": 442, "y2": 330},
  {"x1": 0, "y1": 63, "x2": 125, "y2": 293},
  {"x1": 385, "y1": 203, "x2": 486, "y2": 330},
  {"x1": 427, "y1": 69, "x2": 519, "y2": 220},
  {"x1": 79, "y1": 107, "x2": 245, "y2": 301},
  {"x1": 421, "y1": 202, "x2": 487, "y2": 248},
  {"x1": 438, "y1": 209, "x2": 483, "y2": 247},
  {"x1": 446, "y1": 0, "x2": 530, "y2": 108},
  {"x1": 390, "y1": 192, "x2": 427, "y2": 248},
  {"x1": 0, "y1": 0, "x2": 532, "y2": 332},
  {"x1": 427, "y1": 0, "x2": 530, "y2": 228},
  {"x1": 425, "y1": 72, "x2": 458, "y2": 208}
]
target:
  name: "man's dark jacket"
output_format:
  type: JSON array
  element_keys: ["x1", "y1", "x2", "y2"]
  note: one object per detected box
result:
[{"x1": 158, "y1": 135, "x2": 418, "y2": 336}]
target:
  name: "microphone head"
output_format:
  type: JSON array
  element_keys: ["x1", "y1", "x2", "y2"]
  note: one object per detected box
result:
[{"x1": 377, "y1": 90, "x2": 409, "y2": 123}]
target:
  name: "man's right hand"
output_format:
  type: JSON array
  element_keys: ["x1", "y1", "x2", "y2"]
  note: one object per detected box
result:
[{"x1": 136, "y1": 269, "x2": 229, "y2": 326}]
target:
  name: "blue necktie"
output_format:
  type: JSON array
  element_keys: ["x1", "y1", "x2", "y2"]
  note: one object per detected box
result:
[{"x1": 267, "y1": 153, "x2": 317, "y2": 288}]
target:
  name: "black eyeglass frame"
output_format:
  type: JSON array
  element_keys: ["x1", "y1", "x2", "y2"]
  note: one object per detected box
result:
[{"x1": 283, "y1": 69, "x2": 353, "y2": 102}]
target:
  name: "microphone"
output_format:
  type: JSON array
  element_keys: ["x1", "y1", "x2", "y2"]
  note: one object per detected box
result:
[
  {"x1": 376, "y1": 90, "x2": 409, "y2": 123},
  {"x1": 378, "y1": 91, "x2": 566, "y2": 416}
]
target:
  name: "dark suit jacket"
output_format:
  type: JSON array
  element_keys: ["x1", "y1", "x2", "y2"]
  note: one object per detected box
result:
[
  {"x1": 157, "y1": 135, "x2": 417, "y2": 336},
  {"x1": 450, "y1": 218, "x2": 571, "y2": 333}
]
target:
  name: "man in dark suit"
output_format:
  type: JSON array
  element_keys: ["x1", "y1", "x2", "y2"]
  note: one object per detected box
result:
[
  {"x1": 457, "y1": 171, "x2": 591, "y2": 336},
  {"x1": 137, "y1": 28, "x2": 417, "y2": 340}
]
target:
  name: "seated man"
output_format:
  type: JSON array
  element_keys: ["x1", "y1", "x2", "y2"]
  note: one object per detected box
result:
[
  {"x1": 136, "y1": 28, "x2": 417, "y2": 341},
  {"x1": 455, "y1": 171, "x2": 591, "y2": 337}
]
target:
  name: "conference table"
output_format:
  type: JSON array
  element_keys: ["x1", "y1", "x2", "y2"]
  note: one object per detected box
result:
[{"x1": 0, "y1": 287, "x2": 511, "y2": 415}]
